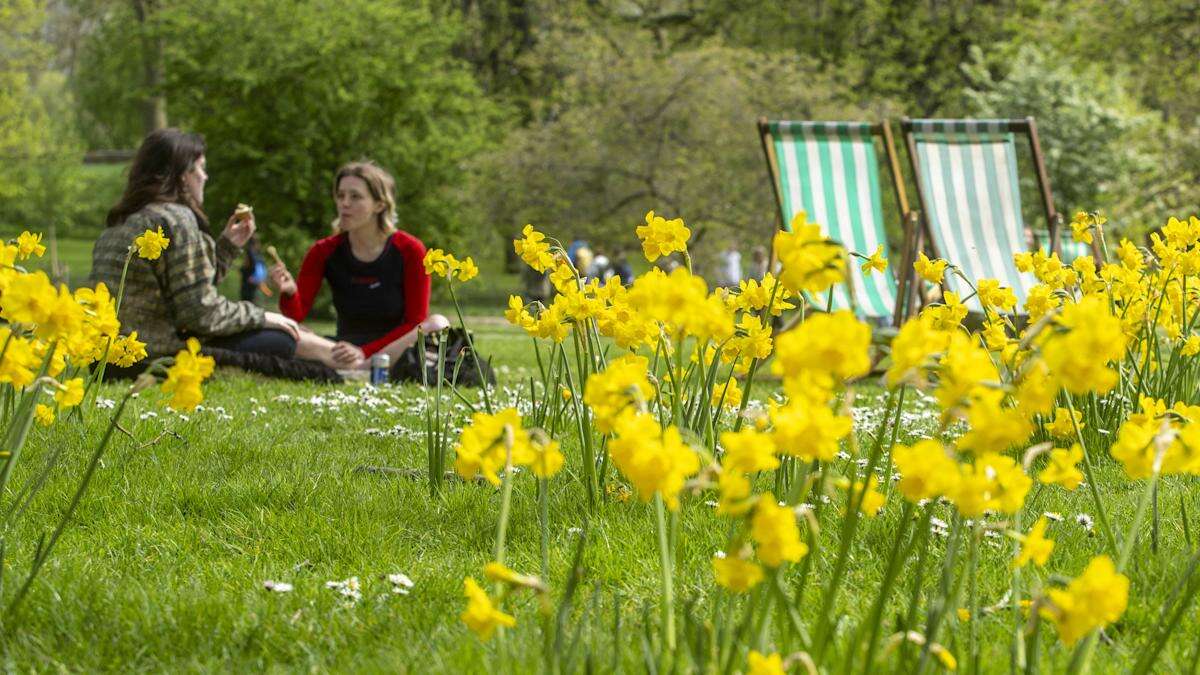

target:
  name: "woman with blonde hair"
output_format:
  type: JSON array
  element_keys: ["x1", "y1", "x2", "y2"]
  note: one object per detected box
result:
[{"x1": 268, "y1": 161, "x2": 449, "y2": 375}]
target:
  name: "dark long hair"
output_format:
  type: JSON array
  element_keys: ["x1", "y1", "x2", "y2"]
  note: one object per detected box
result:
[{"x1": 106, "y1": 128, "x2": 208, "y2": 227}]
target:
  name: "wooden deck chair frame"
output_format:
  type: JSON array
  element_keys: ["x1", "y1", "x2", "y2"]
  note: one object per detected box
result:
[
  {"x1": 757, "y1": 118, "x2": 921, "y2": 327},
  {"x1": 900, "y1": 117, "x2": 1097, "y2": 310}
]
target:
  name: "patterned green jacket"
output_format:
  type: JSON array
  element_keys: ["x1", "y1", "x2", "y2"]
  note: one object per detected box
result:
[{"x1": 90, "y1": 202, "x2": 265, "y2": 356}]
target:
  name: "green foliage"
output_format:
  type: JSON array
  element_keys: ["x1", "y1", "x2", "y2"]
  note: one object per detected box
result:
[
  {"x1": 473, "y1": 35, "x2": 897, "y2": 268},
  {"x1": 677, "y1": 0, "x2": 1044, "y2": 116},
  {"x1": 0, "y1": 0, "x2": 88, "y2": 239},
  {"x1": 69, "y1": 0, "x2": 503, "y2": 260},
  {"x1": 70, "y1": 1, "x2": 147, "y2": 150},
  {"x1": 963, "y1": 45, "x2": 1173, "y2": 232},
  {"x1": 157, "y1": 0, "x2": 501, "y2": 251}
]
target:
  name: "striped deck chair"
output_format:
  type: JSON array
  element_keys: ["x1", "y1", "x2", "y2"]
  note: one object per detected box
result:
[
  {"x1": 901, "y1": 117, "x2": 1064, "y2": 312},
  {"x1": 757, "y1": 119, "x2": 918, "y2": 325}
]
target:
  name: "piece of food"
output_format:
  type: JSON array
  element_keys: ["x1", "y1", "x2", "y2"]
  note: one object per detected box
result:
[{"x1": 233, "y1": 203, "x2": 253, "y2": 220}]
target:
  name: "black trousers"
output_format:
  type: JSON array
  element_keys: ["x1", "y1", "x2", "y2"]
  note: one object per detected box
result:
[{"x1": 104, "y1": 329, "x2": 340, "y2": 383}]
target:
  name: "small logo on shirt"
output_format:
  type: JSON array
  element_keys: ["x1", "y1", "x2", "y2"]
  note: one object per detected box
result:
[{"x1": 352, "y1": 275, "x2": 382, "y2": 289}]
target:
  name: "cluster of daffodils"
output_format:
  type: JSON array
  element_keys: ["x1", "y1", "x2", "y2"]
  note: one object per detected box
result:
[
  {"x1": 0, "y1": 227, "x2": 221, "y2": 621},
  {"x1": 0, "y1": 234, "x2": 126, "y2": 422},
  {"x1": 0, "y1": 228, "x2": 221, "y2": 424},
  {"x1": 453, "y1": 408, "x2": 563, "y2": 485},
  {"x1": 447, "y1": 207, "x2": 1200, "y2": 672},
  {"x1": 423, "y1": 248, "x2": 478, "y2": 282}
]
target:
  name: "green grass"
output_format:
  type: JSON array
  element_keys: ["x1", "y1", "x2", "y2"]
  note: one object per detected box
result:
[
  {"x1": 1, "y1": 243, "x2": 1198, "y2": 671},
  {"x1": 1, "y1": 324, "x2": 1199, "y2": 672}
]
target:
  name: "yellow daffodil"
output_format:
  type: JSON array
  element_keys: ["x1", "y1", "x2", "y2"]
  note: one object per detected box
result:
[
  {"x1": 15, "y1": 231, "x2": 46, "y2": 259},
  {"x1": 712, "y1": 553, "x2": 764, "y2": 593},
  {"x1": 54, "y1": 377, "x2": 85, "y2": 408},
  {"x1": 861, "y1": 244, "x2": 888, "y2": 274},
  {"x1": 460, "y1": 577, "x2": 516, "y2": 641},
  {"x1": 914, "y1": 251, "x2": 948, "y2": 284},
  {"x1": 134, "y1": 226, "x2": 170, "y2": 260},
  {"x1": 1041, "y1": 555, "x2": 1128, "y2": 645},
  {"x1": 773, "y1": 212, "x2": 845, "y2": 294},
  {"x1": 513, "y1": 224, "x2": 556, "y2": 272},
  {"x1": 635, "y1": 210, "x2": 690, "y2": 262},
  {"x1": 608, "y1": 412, "x2": 699, "y2": 510},
  {"x1": 34, "y1": 403, "x2": 54, "y2": 427},
  {"x1": 1013, "y1": 517, "x2": 1055, "y2": 568},
  {"x1": 1039, "y1": 444, "x2": 1084, "y2": 490},
  {"x1": 747, "y1": 650, "x2": 787, "y2": 675},
  {"x1": 750, "y1": 493, "x2": 807, "y2": 567},
  {"x1": 161, "y1": 338, "x2": 215, "y2": 411}
]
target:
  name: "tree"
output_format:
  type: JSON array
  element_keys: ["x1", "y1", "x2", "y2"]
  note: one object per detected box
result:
[
  {"x1": 0, "y1": 0, "x2": 85, "y2": 259},
  {"x1": 472, "y1": 34, "x2": 894, "y2": 270},
  {"x1": 73, "y1": 0, "x2": 501, "y2": 255},
  {"x1": 964, "y1": 45, "x2": 1188, "y2": 236}
]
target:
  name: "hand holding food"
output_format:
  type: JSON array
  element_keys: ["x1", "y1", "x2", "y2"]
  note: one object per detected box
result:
[
  {"x1": 223, "y1": 203, "x2": 256, "y2": 247},
  {"x1": 268, "y1": 260, "x2": 297, "y2": 296}
]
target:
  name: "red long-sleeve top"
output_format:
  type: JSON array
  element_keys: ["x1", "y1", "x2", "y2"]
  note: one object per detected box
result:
[{"x1": 279, "y1": 230, "x2": 430, "y2": 357}]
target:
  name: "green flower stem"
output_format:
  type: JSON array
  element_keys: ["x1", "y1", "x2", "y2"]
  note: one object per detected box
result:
[
  {"x1": 538, "y1": 478, "x2": 550, "y2": 580},
  {"x1": 1011, "y1": 508, "x2": 1027, "y2": 672},
  {"x1": 87, "y1": 248, "x2": 136, "y2": 402},
  {"x1": 852, "y1": 499, "x2": 918, "y2": 673},
  {"x1": 1065, "y1": 394, "x2": 1119, "y2": 557},
  {"x1": 1131, "y1": 544, "x2": 1200, "y2": 674},
  {"x1": 569, "y1": 328, "x2": 597, "y2": 509},
  {"x1": 0, "y1": 343, "x2": 56, "y2": 497},
  {"x1": 1119, "y1": 471, "x2": 1161, "y2": 572},
  {"x1": 895, "y1": 509, "x2": 935, "y2": 670},
  {"x1": 730, "y1": 358, "x2": 761, "y2": 432},
  {"x1": 967, "y1": 521, "x2": 981, "y2": 674},
  {"x1": 493, "y1": 447, "x2": 516, "y2": 567},
  {"x1": 433, "y1": 336, "x2": 448, "y2": 494},
  {"x1": 879, "y1": 386, "x2": 907, "y2": 500},
  {"x1": 654, "y1": 494, "x2": 676, "y2": 661},
  {"x1": 813, "y1": 388, "x2": 898, "y2": 660},
  {"x1": 793, "y1": 466, "x2": 829, "y2": 608},
  {"x1": 4, "y1": 384, "x2": 134, "y2": 620},
  {"x1": 447, "y1": 281, "x2": 493, "y2": 414},
  {"x1": 915, "y1": 514, "x2": 965, "y2": 674}
]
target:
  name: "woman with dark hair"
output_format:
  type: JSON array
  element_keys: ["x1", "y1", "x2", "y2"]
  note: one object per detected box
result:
[
  {"x1": 91, "y1": 128, "x2": 354, "y2": 372},
  {"x1": 267, "y1": 160, "x2": 449, "y2": 372}
]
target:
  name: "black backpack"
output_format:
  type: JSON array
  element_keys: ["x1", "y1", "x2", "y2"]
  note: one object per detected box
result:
[{"x1": 390, "y1": 327, "x2": 496, "y2": 388}]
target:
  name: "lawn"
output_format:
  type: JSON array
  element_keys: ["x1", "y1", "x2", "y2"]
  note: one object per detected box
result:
[
  {"x1": 1, "y1": 315, "x2": 1198, "y2": 672},
  {"x1": 1, "y1": 237, "x2": 1199, "y2": 673}
]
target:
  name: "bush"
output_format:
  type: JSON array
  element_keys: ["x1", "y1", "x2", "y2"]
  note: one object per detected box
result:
[
  {"x1": 472, "y1": 35, "x2": 895, "y2": 269},
  {"x1": 963, "y1": 45, "x2": 1187, "y2": 237},
  {"x1": 74, "y1": 0, "x2": 503, "y2": 261}
]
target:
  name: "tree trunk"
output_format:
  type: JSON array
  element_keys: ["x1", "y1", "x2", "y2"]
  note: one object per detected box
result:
[{"x1": 131, "y1": 0, "x2": 167, "y2": 135}]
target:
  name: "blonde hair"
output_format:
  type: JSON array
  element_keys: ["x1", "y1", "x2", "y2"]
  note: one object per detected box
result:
[{"x1": 332, "y1": 160, "x2": 398, "y2": 233}]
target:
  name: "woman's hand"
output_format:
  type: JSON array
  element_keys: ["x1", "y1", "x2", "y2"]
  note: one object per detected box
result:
[
  {"x1": 331, "y1": 341, "x2": 366, "y2": 368},
  {"x1": 222, "y1": 210, "x2": 256, "y2": 247},
  {"x1": 268, "y1": 262, "x2": 297, "y2": 296},
  {"x1": 262, "y1": 311, "x2": 301, "y2": 342}
]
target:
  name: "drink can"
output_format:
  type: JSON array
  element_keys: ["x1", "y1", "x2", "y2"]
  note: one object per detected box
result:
[{"x1": 370, "y1": 353, "x2": 391, "y2": 385}]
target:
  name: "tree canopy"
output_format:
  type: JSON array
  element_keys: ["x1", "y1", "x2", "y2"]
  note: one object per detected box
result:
[{"x1": 1, "y1": 0, "x2": 1197, "y2": 253}]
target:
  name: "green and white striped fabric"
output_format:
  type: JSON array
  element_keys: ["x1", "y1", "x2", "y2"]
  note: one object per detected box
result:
[
  {"x1": 1059, "y1": 238, "x2": 1095, "y2": 263},
  {"x1": 766, "y1": 121, "x2": 897, "y2": 320},
  {"x1": 1033, "y1": 228, "x2": 1092, "y2": 263},
  {"x1": 909, "y1": 119, "x2": 1037, "y2": 311}
]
